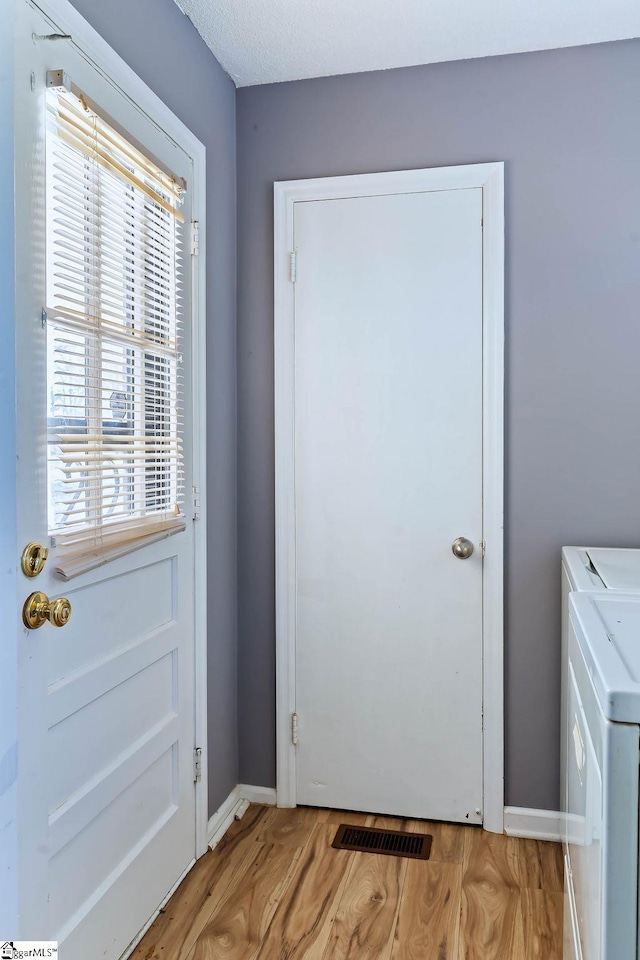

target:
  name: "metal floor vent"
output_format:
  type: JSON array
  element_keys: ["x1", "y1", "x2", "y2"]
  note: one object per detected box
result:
[{"x1": 332, "y1": 823, "x2": 433, "y2": 860}]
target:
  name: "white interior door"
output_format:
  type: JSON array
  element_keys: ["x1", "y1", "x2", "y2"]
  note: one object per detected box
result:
[
  {"x1": 292, "y1": 186, "x2": 484, "y2": 823},
  {"x1": 14, "y1": 2, "x2": 199, "y2": 955}
]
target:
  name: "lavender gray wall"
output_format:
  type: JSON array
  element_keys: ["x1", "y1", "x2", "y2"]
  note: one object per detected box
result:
[
  {"x1": 70, "y1": 0, "x2": 238, "y2": 815},
  {"x1": 236, "y1": 39, "x2": 640, "y2": 810}
]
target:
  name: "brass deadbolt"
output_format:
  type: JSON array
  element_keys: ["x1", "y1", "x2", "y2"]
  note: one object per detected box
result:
[
  {"x1": 23, "y1": 591, "x2": 72, "y2": 629},
  {"x1": 21, "y1": 542, "x2": 49, "y2": 578}
]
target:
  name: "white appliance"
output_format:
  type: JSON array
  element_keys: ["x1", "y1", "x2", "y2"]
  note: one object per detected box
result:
[
  {"x1": 561, "y1": 548, "x2": 640, "y2": 803},
  {"x1": 561, "y1": 548, "x2": 640, "y2": 851},
  {"x1": 561, "y1": 548, "x2": 640, "y2": 816},
  {"x1": 564, "y1": 592, "x2": 640, "y2": 960},
  {"x1": 562, "y1": 547, "x2": 640, "y2": 638},
  {"x1": 562, "y1": 548, "x2": 640, "y2": 960}
]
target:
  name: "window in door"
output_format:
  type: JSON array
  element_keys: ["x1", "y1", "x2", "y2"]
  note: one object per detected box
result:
[{"x1": 45, "y1": 74, "x2": 186, "y2": 579}]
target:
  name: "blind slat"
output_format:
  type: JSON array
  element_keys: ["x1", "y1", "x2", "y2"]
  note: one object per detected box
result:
[
  {"x1": 53, "y1": 519, "x2": 187, "y2": 581},
  {"x1": 47, "y1": 308, "x2": 182, "y2": 358},
  {"x1": 56, "y1": 97, "x2": 184, "y2": 200}
]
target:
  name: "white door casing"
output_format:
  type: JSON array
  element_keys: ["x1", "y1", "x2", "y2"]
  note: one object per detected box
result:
[
  {"x1": 274, "y1": 164, "x2": 504, "y2": 832},
  {"x1": 11, "y1": 0, "x2": 208, "y2": 954}
]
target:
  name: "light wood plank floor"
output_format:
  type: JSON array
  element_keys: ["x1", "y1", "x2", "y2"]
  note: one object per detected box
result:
[{"x1": 131, "y1": 805, "x2": 563, "y2": 960}]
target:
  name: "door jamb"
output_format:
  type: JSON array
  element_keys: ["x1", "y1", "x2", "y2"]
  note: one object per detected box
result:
[
  {"x1": 19, "y1": 0, "x2": 209, "y2": 857},
  {"x1": 274, "y1": 164, "x2": 505, "y2": 833}
]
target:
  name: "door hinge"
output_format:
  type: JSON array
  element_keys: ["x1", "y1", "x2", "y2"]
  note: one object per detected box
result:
[
  {"x1": 41, "y1": 308, "x2": 48, "y2": 328},
  {"x1": 480, "y1": 538, "x2": 486, "y2": 559},
  {"x1": 291, "y1": 712, "x2": 299, "y2": 746},
  {"x1": 192, "y1": 484, "x2": 200, "y2": 521},
  {"x1": 193, "y1": 746, "x2": 203, "y2": 783},
  {"x1": 289, "y1": 251, "x2": 297, "y2": 283},
  {"x1": 191, "y1": 220, "x2": 200, "y2": 257}
]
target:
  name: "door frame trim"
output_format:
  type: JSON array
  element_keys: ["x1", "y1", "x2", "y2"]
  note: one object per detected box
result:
[
  {"x1": 16, "y1": 0, "x2": 209, "y2": 859},
  {"x1": 274, "y1": 163, "x2": 505, "y2": 833}
]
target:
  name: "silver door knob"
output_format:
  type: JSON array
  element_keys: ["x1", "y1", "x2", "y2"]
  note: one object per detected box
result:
[{"x1": 452, "y1": 537, "x2": 474, "y2": 559}]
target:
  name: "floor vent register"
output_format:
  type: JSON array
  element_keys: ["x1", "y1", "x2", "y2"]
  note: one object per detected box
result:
[{"x1": 332, "y1": 824, "x2": 433, "y2": 860}]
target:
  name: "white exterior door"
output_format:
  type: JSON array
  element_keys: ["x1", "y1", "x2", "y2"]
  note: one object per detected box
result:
[
  {"x1": 12, "y1": 2, "x2": 202, "y2": 956},
  {"x1": 288, "y1": 182, "x2": 488, "y2": 823}
]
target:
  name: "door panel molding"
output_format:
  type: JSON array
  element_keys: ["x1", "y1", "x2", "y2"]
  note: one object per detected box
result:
[{"x1": 274, "y1": 163, "x2": 504, "y2": 832}]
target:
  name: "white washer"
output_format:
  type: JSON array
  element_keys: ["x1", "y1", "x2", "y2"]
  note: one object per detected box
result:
[
  {"x1": 561, "y1": 549, "x2": 640, "y2": 815},
  {"x1": 561, "y1": 550, "x2": 640, "y2": 806},
  {"x1": 562, "y1": 547, "x2": 640, "y2": 636},
  {"x1": 561, "y1": 548, "x2": 640, "y2": 812},
  {"x1": 565, "y1": 593, "x2": 640, "y2": 960},
  {"x1": 562, "y1": 549, "x2": 640, "y2": 960}
]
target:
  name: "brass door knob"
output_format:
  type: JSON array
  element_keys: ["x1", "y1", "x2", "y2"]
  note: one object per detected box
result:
[
  {"x1": 451, "y1": 537, "x2": 474, "y2": 559},
  {"x1": 23, "y1": 591, "x2": 72, "y2": 629}
]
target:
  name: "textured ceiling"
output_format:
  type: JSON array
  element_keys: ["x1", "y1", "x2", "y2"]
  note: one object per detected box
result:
[{"x1": 174, "y1": 0, "x2": 640, "y2": 87}]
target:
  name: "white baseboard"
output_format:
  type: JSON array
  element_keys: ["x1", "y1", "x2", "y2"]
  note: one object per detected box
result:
[
  {"x1": 503, "y1": 806, "x2": 562, "y2": 842},
  {"x1": 207, "y1": 785, "x2": 277, "y2": 852},
  {"x1": 238, "y1": 784, "x2": 278, "y2": 806},
  {"x1": 207, "y1": 786, "x2": 244, "y2": 850},
  {"x1": 213, "y1": 793, "x2": 560, "y2": 846}
]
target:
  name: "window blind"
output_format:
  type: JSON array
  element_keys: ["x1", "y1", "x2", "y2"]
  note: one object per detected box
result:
[{"x1": 45, "y1": 76, "x2": 187, "y2": 580}]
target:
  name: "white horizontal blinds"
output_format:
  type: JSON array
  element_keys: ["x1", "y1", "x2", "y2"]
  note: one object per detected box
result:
[{"x1": 46, "y1": 79, "x2": 187, "y2": 580}]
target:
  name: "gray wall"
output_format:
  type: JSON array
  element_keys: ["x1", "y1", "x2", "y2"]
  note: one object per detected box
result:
[
  {"x1": 71, "y1": 0, "x2": 238, "y2": 815},
  {"x1": 236, "y1": 39, "x2": 640, "y2": 810}
]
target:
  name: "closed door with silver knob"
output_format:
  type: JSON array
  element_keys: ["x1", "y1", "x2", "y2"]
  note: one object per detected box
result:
[{"x1": 288, "y1": 178, "x2": 486, "y2": 824}]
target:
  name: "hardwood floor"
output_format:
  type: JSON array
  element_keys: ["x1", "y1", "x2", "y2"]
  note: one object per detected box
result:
[{"x1": 131, "y1": 805, "x2": 563, "y2": 960}]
